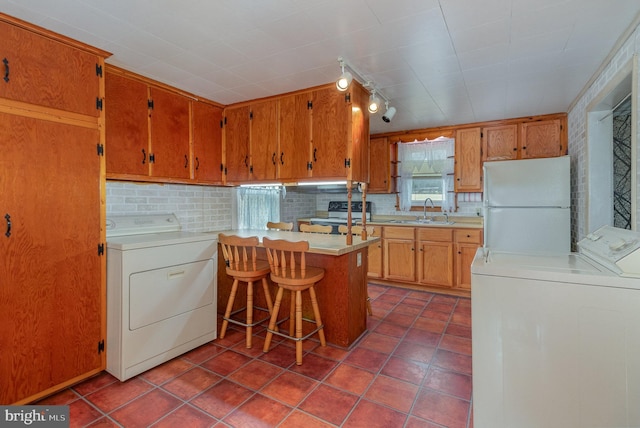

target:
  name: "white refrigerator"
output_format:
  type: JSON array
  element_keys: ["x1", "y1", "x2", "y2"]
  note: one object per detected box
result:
[{"x1": 483, "y1": 156, "x2": 571, "y2": 253}]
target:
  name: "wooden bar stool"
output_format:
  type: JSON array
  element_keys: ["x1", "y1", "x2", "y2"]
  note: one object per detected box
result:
[
  {"x1": 299, "y1": 223, "x2": 332, "y2": 234},
  {"x1": 218, "y1": 234, "x2": 274, "y2": 348},
  {"x1": 339, "y1": 225, "x2": 375, "y2": 316},
  {"x1": 262, "y1": 237, "x2": 326, "y2": 365},
  {"x1": 266, "y1": 221, "x2": 293, "y2": 231}
]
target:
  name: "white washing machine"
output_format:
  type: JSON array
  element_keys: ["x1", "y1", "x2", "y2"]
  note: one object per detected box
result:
[
  {"x1": 106, "y1": 214, "x2": 217, "y2": 381},
  {"x1": 471, "y1": 225, "x2": 640, "y2": 428}
]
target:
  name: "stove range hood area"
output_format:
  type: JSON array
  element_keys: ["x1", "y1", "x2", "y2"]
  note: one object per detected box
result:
[{"x1": 286, "y1": 181, "x2": 360, "y2": 194}]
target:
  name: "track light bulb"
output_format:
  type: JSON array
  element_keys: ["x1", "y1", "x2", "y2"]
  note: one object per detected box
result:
[
  {"x1": 382, "y1": 105, "x2": 396, "y2": 123},
  {"x1": 368, "y1": 91, "x2": 381, "y2": 113},
  {"x1": 336, "y1": 71, "x2": 352, "y2": 91}
]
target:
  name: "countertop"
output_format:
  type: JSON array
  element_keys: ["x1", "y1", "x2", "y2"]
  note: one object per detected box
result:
[
  {"x1": 213, "y1": 229, "x2": 379, "y2": 256},
  {"x1": 298, "y1": 215, "x2": 484, "y2": 229}
]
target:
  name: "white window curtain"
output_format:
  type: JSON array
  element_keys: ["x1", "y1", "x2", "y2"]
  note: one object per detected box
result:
[
  {"x1": 397, "y1": 137, "x2": 455, "y2": 213},
  {"x1": 236, "y1": 186, "x2": 281, "y2": 229}
]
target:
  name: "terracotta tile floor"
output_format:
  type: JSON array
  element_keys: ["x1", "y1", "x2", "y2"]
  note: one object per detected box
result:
[{"x1": 39, "y1": 285, "x2": 473, "y2": 428}]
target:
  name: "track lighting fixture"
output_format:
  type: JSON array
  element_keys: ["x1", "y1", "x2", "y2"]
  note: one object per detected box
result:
[
  {"x1": 382, "y1": 101, "x2": 396, "y2": 123},
  {"x1": 336, "y1": 57, "x2": 352, "y2": 91},
  {"x1": 368, "y1": 90, "x2": 381, "y2": 113}
]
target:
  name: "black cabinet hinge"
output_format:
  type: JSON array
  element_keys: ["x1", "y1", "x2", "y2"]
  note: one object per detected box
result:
[
  {"x1": 97, "y1": 144, "x2": 104, "y2": 156},
  {"x1": 220, "y1": 119, "x2": 224, "y2": 128},
  {"x1": 149, "y1": 153, "x2": 155, "y2": 163},
  {"x1": 98, "y1": 243, "x2": 104, "y2": 256},
  {"x1": 220, "y1": 163, "x2": 224, "y2": 172},
  {"x1": 480, "y1": 132, "x2": 483, "y2": 138},
  {"x1": 307, "y1": 101, "x2": 313, "y2": 110},
  {"x1": 98, "y1": 340, "x2": 105, "y2": 354},
  {"x1": 345, "y1": 93, "x2": 351, "y2": 103},
  {"x1": 249, "y1": 111, "x2": 253, "y2": 120},
  {"x1": 307, "y1": 162, "x2": 313, "y2": 170},
  {"x1": 96, "y1": 97, "x2": 103, "y2": 110},
  {"x1": 95, "y1": 64, "x2": 103, "y2": 77},
  {"x1": 148, "y1": 99, "x2": 154, "y2": 110},
  {"x1": 344, "y1": 158, "x2": 351, "y2": 168}
]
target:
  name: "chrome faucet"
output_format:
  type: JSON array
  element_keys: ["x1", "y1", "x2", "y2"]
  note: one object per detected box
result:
[
  {"x1": 423, "y1": 198, "x2": 434, "y2": 222},
  {"x1": 444, "y1": 212, "x2": 449, "y2": 224}
]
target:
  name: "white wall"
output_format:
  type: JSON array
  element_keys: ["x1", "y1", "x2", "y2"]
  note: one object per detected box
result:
[{"x1": 568, "y1": 18, "x2": 640, "y2": 242}]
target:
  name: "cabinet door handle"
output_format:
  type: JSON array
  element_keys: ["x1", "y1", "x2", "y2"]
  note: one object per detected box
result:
[
  {"x1": 4, "y1": 213, "x2": 11, "y2": 237},
  {"x1": 313, "y1": 148, "x2": 317, "y2": 162},
  {"x1": 272, "y1": 153, "x2": 276, "y2": 165},
  {"x1": 280, "y1": 152, "x2": 284, "y2": 165},
  {"x1": 184, "y1": 155, "x2": 188, "y2": 168},
  {"x1": 2, "y1": 58, "x2": 8, "y2": 83},
  {"x1": 141, "y1": 149, "x2": 146, "y2": 164},
  {"x1": 195, "y1": 157, "x2": 200, "y2": 171}
]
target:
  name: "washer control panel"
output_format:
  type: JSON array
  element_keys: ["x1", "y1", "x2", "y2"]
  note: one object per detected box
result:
[{"x1": 578, "y1": 226, "x2": 640, "y2": 277}]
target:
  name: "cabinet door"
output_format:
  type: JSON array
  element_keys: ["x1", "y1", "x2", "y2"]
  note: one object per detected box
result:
[
  {"x1": 520, "y1": 119, "x2": 563, "y2": 159},
  {"x1": 369, "y1": 137, "x2": 391, "y2": 193},
  {"x1": 311, "y1": 87, "x2": 349, "y2": 178},
  {"x1": 383, "y1": 238, "x2": 415, "y2": 282},
  {"x1": 0, "y1": 21, "x2": 100, "y2": 117},
  {"x1": 0, "y1": 114, "x2": 102, "y2": 404},
  {"x1": 192, "y1": 101, "x2": 223, "y2": 183},
  {"x1": 454, "y1": 127, "x2": 482, "y2": 192},
  {"x1": 482, "y1": 124, "x2": 518, "y2": 161},
  {"x1": 149, "y1": 87, "x2": 190, "y2": 179},
  {"x1": 105, "y1": 71, "x2": 150, "y2": 176},
  {"x1": 347, "y1": 83, "x2": 369, "y2": 182},
  {"x1": 418, "y1": 241, "x2": 454, "y2": 287},
  {"x1": 279, "y1": 92, "x2": 311, "y2": 180},
  {"x1": 223, "y1": 105, "x2": 251, "y2": 182},
  {"x1": 368, "y1": 228, "x2": 383, "y2": 278},
  {"x1": 250, "y1": 100, "x2": 278, "y2": 181},
  {"x1": 455, "y1": 243, "x2": 479, "y2": 290}
]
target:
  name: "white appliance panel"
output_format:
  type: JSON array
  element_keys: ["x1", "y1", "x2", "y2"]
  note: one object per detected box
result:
[
  {"x1": 483, "y1": 156, "x2": 570, "y2": 208},
  {"x1": 484, "y1": 206, "x2": 570, "y2": 253},
  {"x1": 129, "y1": 259, "x2": 215, "y2": 330}
]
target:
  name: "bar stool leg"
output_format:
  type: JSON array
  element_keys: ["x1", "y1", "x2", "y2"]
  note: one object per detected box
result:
[
  {"x1": 295, "y1": 290, "x2": 303, "y2": 365},
  {"x1": 263, "y1": 286, "x2": 284, "y2": 352},
  {"x1": 289, "y1": 292, "x2": 295, "y2": 337},
  {"x1": 220, "y1": 278, "x2": 239, "y2": 339},
  {"x1": 309, "y1": 286, "x2": 326, "y2": 346},
  {"x1": 246, "y1": 281, "x2": 254, "y2": 348}
]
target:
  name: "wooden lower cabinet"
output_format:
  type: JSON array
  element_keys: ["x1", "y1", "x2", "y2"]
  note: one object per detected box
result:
[
  {"x1": 383, "y1": 227, "x2": 416, "y2": 282},
  {"x1": 372, "y1": 225, "x2": 482, "y2": 295}
]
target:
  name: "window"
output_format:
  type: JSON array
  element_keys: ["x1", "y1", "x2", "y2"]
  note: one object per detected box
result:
[
  {"x1": 397, "y1": 137, "x2": 455, "y2": 212},
  {"x1": 236, "y1": 186, "x2": 281, "y2": 229}
]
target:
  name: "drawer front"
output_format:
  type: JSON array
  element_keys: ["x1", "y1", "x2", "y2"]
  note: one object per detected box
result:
[
  {"x1": 418, "y1": 228, "x2": 453, "y2": 242},
  {"x1": 454, "y1": 229, "x2": 483, "y2": 244},
  {"x1": 383, "y1": 226, "x2": 415, "y2": 240}
]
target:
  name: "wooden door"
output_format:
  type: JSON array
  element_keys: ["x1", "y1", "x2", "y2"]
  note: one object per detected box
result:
[
  {"x1": 278, "y1": 92, "x2": 311, "y2": 181},
  {"x1": 105, "y1": 71, "x2": 150, "y2": 176},
  {"x1": 223, "y1": 105, "x2": 251, "y2": 182},
  {"x1": 368, "y1": 137, "x2": 390, "y2": 193},
  {"x1": 0, "y1": 114, "x2": 103, "y2": 404},
  {"x1": 149, "y1": 87, "x2": 190, "y2": 179},
  {"x1": 520, "y1": 119, "x2": 564, "y2": 159},
  {"x1": 455, "y1": 243, "x2": 479, "y2": 290},
  {"x1": 249, "y1": 100, "x2": 278, "y2": 181},
  {"x1": 384, "y1": 238, "x2": 415, "y2": 282},
  {"x1": 482, "y1": 124, "x2": 518, "y2": 161},
  {"x1": 311, "y1": 87, "x2": 349, "y2": 178},
  {"x1": 347, "y1": 83, "x2": 369, "y2": 182},
  {"x1": 0, "y1": 20, "x2": 100, "y2": 117},
  {"x1": 454, "y1": 127, "x2": 482, "y2": 192},
  {"x1": 367, "y1": 228, "x2": 383, "y2": 278},
  {"x1": 418, "y1": 241, "x2": 454, "y2": 287},
  {"x1": 192, "y1": 101, "x2": 223, "y2": 183}
]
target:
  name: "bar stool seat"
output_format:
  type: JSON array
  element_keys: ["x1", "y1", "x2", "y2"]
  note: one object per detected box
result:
[
  {"x1": 218, "y1": 233, "x2": 274, "y2": 348},
  {"x1": 262, "y1": 237, "x2": 326, "y2": 365}
]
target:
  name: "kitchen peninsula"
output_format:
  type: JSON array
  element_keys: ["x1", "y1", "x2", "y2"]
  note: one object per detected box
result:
[{"x1": 214, "y1": 230, "x2": 379, "y2": 348}]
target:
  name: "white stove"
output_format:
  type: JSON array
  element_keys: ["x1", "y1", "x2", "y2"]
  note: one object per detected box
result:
[
  {"x1": 471, "y1": 225, "x2": 640, "y2": 427},
  {"x1": 106, "y1": 214, "x2": 217, "y2": 381},
  {"x1": 309, "y1": 201, "x2": 372, "y2": 234}
]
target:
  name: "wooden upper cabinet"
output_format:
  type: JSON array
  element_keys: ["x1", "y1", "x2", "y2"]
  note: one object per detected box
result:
[
  {"x1": 520, "y1": 119, "x2": 564, "y2": 159},
  {"x1": 279, "y1": 92, "x2": 312, "y2": 181},
  {"x1": 192, "y1": 101, "x2": 223, "y2": 184},
  {"x1": 148, "y1": 87, "x2": 190, "y2": 179},
  {"x1": 455, "y1": 127, "x2": 482, "y2": 192},
  {"x1": 369, "y1": 136, "x2": 391, "y2": 193},
  {"x1": 482, "y1": 124, "x2": 518, "y2": 161},
  {"x1": 310, "y1": 86, "x2": 350, "y2": 179},
  {"x1": 105, "y1": 70, "x2": 150, "y2": 176},
  {"x1": 347, "y1": 82, "x2": 369, "y2": 183},
  {"x1": 0, "y1": 20, "x2": 101, "y2": 117},
  {"x1": 223, "y1": 105, "x2": 251, "y2": 182},
  {"x1": 249, "y1": 99, "x2": 279, "y2": 181}
]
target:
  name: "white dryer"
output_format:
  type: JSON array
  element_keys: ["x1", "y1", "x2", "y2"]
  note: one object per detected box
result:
[
  {"x1": 471, "y1": 225, "x2": 640, "y2": 428},
  {"x1": 106, "y1": 214, "x2": 217, "y2": 381}
]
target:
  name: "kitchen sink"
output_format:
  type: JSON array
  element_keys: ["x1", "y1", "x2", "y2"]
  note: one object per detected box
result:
[{"x1": 386, "y1": 219, "x2": 455, "y2": 225}]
